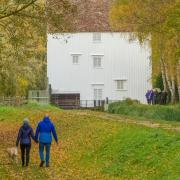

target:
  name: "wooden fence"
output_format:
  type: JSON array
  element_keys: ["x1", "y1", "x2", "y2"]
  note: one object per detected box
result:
[{"x1": 0, "y1": 97, "x2": 27, "y2": 106}]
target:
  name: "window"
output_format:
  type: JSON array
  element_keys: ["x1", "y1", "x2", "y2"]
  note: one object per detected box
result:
[
  {"x1": 93, "y1": 56, "x2": 102, "y2": 68},
  {"x1": 94, "y1": 89, "x2": 102, "y2": 100},
  {"x1": 72, "y1": 55, "x2": 79, "y2": 64},
  {"x1": 116, "y1": 80, "x2": 127, "y2": 90},
  {"x1": 93, "y1": 33, "x2": 101, "y2": 42}
]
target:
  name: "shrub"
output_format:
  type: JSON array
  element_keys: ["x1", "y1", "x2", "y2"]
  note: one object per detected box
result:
[
  {"x1": 108, "y1": 100, "x2": 180, "y2": 121},
  {"x1": 153, "y1": 73, "x2": 164, "y2": 91},
  {"x1": 122, "y1": 98, "x2": 140, "y2": 105}
]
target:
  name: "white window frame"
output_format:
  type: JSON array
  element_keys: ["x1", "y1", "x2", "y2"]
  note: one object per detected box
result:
[
  {"x1": 116, "y1": 80, "x2": 127, "y2": 90},
  {"x1": 72, "y1": 54, "x2": 80, "y2": 65},
  {"x1": 93, "y1": 33, "x2": 101, "y2": 43},
  {"x1": 94, "y1": 88, "x2": 103, "y2": 100},
  {"x1": 93, "y1": 55, "x2": 103, "y2": 68}
]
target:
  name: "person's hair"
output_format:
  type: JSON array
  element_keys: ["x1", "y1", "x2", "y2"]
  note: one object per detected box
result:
[{"x1": 23, "y1": 118, "x2": 29, "y2": 124}]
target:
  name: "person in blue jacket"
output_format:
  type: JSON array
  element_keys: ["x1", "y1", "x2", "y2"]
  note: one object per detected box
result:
[
  {"x1": 145, "y1": 90, "x2": 151, "y2": 104},
  {"x1": 16, "y1": 118, "x2": 37, "y2": 167},
  {"x1": 35, "y1": 114, "x2": 58, "y2": 167},
  {"x1": 147, "y1": 89, "x2": 154, "y2": 105}
]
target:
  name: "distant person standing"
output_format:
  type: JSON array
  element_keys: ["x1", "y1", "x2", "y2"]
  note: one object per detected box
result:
[
  {"x1": 16, "y1": 118, "x2": 37, "y2": 167},
  {"x1": 153, "y1": 89, "x2": 158, "y2": 104},
  {"x1": 161, "y1": 90, "x2": 168, "y2": 105},
  {"x1": 35, "y1": 114, "x2": 58, "y2": 167},
  {"x1": 145, "y1": 90, "x2": 151, "y2": 104},
  {"x1": 149, "y1": 89, "x2": 154, "y2": 105},
  {"x1": 156, "y1": 89, "x2": 162, "y2": 104}
]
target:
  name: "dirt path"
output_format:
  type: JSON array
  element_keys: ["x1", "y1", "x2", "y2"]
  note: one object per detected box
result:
[{"x1": 95, "y1": 113, "x2": 180, "y2": 132}]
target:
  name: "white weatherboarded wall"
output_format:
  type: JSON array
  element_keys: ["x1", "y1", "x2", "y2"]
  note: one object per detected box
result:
[{"x1": 47, "y1": 33, "x2": 152, "y2": 104}]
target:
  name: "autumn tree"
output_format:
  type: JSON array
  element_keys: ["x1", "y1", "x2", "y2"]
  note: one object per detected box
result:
[
  {"x1": 110, "y1": 0, "x2": 180, "y2": 103},
  {"x1": 0, "y1": 0, "x2": 76, "y2": 96}
]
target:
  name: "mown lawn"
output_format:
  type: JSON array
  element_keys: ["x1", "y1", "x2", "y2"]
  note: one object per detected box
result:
[{"x1": 0, "y1": 104, "x2": 180, "y2": 180}]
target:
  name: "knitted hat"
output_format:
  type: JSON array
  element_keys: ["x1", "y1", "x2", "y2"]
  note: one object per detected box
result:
[{"x1": 23, "y1": 118, "x2": 29, "y2": 124}]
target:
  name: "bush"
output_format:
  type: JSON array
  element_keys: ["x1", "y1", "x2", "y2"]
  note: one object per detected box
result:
[
  {"x1": 153, "y1": 73, "x2": 164, "y2": 91},
  {"x1": 121, "y1": 98, "x2": 140, "y2": 105},
  {"x1": 108, "y1": 99, "x2": 180, "y2": 121}
]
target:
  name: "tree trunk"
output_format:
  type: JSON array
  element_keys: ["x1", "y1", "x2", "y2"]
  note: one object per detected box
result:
[
  {"x1": 177, "y1": 60, "x2": 180, "y2": 102},
  {"x1": 171, "y1": 76, "x2": 176, "y2": 104},
  {"x1": 164, "y1": 61, "x2": 175, "y2": 103},
  {"x1": 160, "y1": 59, "x2": 167, "y2": 91}
]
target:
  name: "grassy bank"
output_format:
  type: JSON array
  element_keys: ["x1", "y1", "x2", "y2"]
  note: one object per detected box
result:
[
  {"x1": 0, "y1": 104, "x2": 180, "y2": 179},
  {"x1": 108, "y1": 100, "x2": 180, "y2": 122}
]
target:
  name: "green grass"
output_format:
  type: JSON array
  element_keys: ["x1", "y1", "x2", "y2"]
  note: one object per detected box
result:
[
  {"x1": 82, "y1": 126, "x2": 180, "y2": 179},
  {"x1": 108, "y1": 100, "x2": 180, "y2": 122},
  {"x1": 0, "y1": 104, "x2": 180, "y2": 179}
]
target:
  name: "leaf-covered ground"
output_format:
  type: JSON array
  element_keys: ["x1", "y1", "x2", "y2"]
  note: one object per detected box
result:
[{"x1": 0, "y1": 104, "x2": 180, "y2": 180}]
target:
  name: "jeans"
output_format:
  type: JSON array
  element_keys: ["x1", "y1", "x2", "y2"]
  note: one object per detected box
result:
[
  {"x1": 20, "y1": 144, "x2": 31, "y2": 166},
  {"x1": 39, "y1": 143, "x2": 51, "y2": 164}
]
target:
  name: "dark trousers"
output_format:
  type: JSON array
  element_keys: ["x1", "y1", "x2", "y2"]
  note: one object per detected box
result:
[
  {"x1": 147, "y1": 99, "x2": 151, "y2": 104},
  {"x1": 20, "y1": 144, "x2": 31, "y2": 166}
]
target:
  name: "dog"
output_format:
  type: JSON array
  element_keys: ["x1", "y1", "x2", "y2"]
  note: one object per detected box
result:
[{"x1": 7, "y1": 147, "x2": 18, "y2": 163}]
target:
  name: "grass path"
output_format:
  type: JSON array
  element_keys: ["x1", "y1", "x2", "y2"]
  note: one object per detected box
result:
[
  {"x1": 0, "y1": 105, "x2": 180, "y2": 179},
  {"x1": 95, "y1": 112, "x2": 180, "y2": 132}
]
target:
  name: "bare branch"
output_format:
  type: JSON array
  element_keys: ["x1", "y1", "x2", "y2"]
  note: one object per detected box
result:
[{"x1": 0, "y1": 0, "x2": 38, "y2": 20}]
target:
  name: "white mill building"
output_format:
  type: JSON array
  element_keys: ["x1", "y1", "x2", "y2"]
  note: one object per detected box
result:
[{"x1": 47, "y1": 1, "x2": 152, "y2": 108}]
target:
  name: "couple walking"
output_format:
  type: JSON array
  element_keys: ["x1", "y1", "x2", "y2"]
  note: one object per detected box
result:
[{"x1": 16, "y1": 114, "x2": 58, "y2": 167}]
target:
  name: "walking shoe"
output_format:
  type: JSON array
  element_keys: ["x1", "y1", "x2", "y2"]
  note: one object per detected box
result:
[
  {"x1": 40, "y1": 161, "x2": 45, "y2": 167},
  {"x1": 46, "y1": 163, "x2": 49, "y2": 167}
]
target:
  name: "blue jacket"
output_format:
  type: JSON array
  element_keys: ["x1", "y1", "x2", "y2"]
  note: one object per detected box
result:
[
  {"x1": 16, "y1": 123, "x2": 35, "y2": 146},
  {"x1": 35, "y1": 117, "x2": 58, "y2": 144},
  {"x1": 149, "y1": 90, "x2": 154, "y2": 101},
  {"x1": 145, "y1": 91, "x2": 151, "y2": 99}
]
